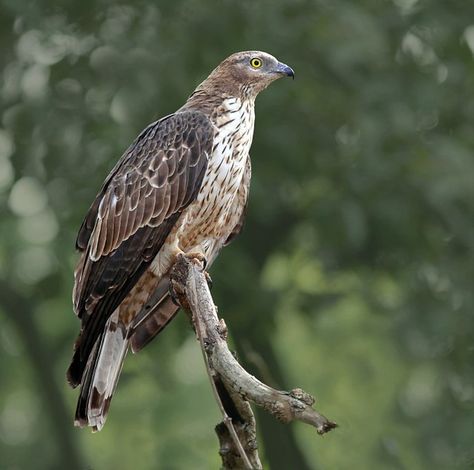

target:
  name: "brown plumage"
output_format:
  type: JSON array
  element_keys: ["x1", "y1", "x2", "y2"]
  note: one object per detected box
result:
[{"x1": 67, "y1": 51, "x2": 294, "y2": 431}]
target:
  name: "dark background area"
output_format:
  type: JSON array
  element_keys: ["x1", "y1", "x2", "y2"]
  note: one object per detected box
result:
[{"x1": 1, "y1": 0, "x2": 473, "y2": 468}]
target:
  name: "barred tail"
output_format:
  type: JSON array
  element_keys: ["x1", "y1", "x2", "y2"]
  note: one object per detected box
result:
[
  {"x1": 127, "y1": 276, "x2": 178, "y2": 353},
  {"x1": 73, "y1": 309, "x2": 129, "y2": 432}
]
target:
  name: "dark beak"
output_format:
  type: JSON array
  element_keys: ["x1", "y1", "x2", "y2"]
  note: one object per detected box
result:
[{"x1": 275, "y1": 61, "x2": 295, "y2": 79}]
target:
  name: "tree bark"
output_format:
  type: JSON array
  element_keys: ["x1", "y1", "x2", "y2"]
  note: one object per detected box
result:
[{"x1": 170, "y1": 255, "x2": 336, "y2": 469}]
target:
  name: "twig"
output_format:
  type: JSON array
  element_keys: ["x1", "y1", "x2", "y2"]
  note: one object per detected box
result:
[{"x1": 170, "y1": 255, "x2": 336, "y2": 468}]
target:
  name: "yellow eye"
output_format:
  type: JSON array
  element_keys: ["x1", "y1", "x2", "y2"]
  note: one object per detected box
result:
[{"x1": 250, "y1": 58, "x2": 262, "y2": 68}]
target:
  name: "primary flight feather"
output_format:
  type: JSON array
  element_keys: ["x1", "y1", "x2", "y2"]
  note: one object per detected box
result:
[{"x1": 67, "y1": 51, "x2": 294, "y2": 431}]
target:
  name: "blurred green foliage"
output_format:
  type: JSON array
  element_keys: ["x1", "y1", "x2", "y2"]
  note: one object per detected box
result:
[{"x1": 1, "y1": 0, "x2": 473, "y2": 469}]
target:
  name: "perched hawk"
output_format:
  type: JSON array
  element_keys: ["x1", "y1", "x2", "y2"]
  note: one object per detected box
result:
[{"x1": 67, "y1": 51, "x2": 294, "y2": 431}]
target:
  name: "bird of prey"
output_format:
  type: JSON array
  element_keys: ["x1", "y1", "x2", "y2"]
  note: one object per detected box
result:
[{"x1": 67, "y1": 51, "x2": 294, "y2": 431}]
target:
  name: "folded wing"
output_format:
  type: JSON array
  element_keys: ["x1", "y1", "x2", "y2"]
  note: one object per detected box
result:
[{"x1": 67, "y1": 110, "x2": 213, "y2": 387}]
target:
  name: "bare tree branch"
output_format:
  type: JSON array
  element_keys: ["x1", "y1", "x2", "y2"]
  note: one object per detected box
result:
[
  {"x1": 192, "y1": 297, "x2": 256, "y2": 469},
  {"x1": 170, "y1": 255, "x2": 336, "y2": 468},
  {"x1": 214, "y1": 378, "x2": 261, "y2": 469}
]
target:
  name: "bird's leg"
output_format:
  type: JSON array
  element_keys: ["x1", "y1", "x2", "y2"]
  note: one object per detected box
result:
[{"x1": 169, "y1": 251, "x2": 212, "y2": 308}]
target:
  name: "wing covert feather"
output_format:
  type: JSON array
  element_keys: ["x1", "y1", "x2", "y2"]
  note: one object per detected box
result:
[{"x1": 68, "y1": 111, "x2": 213, "y2": 386}]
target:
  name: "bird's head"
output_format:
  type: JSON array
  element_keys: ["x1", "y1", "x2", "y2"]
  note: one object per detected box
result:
[{"x1": 203, "y1": 51, "x2": 294, "y2": 100}]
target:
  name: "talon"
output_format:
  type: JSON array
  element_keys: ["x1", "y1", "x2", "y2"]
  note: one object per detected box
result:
[{"x1": 184, "y1": 252, "x2": 207, "y2": 271}]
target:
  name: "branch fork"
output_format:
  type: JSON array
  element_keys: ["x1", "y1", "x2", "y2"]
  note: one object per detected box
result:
[{"x1": 170, "y1": 254, "x2": 336, "y2": 468}]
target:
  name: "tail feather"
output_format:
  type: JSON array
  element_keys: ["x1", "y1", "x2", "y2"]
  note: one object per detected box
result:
[
  {"x1": 129, "y1": 276, "x2": 180, "y2": 353},
  {"x1": 74, "y1": 309, "x2": 129, "y2": 432},
  {"x1": 130, "y1": 296, "x2": 179, "y2": 353},
  {"x1": 69, "y1": 275, "x2": 181, "y2": 431}
]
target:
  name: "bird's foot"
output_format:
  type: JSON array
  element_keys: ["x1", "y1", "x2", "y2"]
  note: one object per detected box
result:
[
  {"x1": 184, "y1": 252, "x2": 212, "y2": 288},
  {"x1": 183, "y1": 251, "x2": 207, "y2": 271},
  {"x1": 170, "y1": 251, "x2": 209, "y2": 307}
]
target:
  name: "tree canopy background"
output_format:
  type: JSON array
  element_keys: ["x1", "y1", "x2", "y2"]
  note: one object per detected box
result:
[{"x1": 1, "y1": 1, "x2": 473, "y2": 469}]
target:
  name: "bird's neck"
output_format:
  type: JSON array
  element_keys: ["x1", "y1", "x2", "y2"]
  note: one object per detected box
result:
[{"x1": 181, "y1": 78, "x2": 256, "y2": 117}]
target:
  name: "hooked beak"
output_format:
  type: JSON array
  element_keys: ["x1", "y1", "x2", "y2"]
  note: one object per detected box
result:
[{"x1": 275, "y1": 61, "x2": 295, "y2": 79}]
